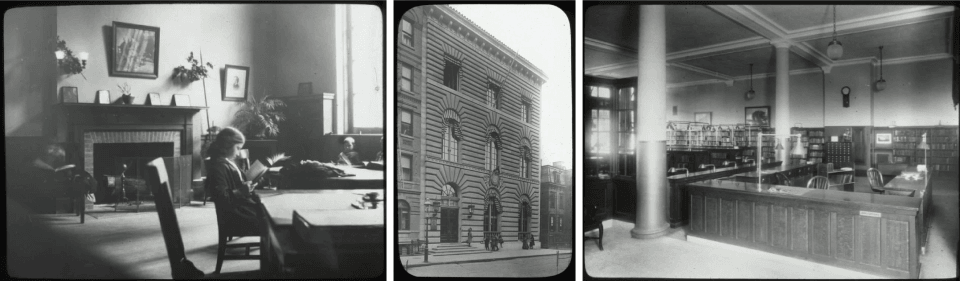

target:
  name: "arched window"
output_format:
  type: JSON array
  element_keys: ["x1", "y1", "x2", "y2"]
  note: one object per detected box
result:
[
  {"x1": 485, "y1": 132, "x2": 501, "y2": 171},
  {"x1": 520, "y1": 201, "x2": 532, "y2": 233},
  {"x1": 442, "y1": 119, "x2": 461, "y2": 162},
  {"x1": 398, "y1": 200, "x2": 410, "y2": 231},
  {"x1": 520, "y1": 146, "x2": 532, "y2": 178}
]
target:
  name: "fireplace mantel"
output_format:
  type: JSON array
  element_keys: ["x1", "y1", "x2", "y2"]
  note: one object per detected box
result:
[{"x1": 52, "y1": 103, "x2": 207, "y2": 180}]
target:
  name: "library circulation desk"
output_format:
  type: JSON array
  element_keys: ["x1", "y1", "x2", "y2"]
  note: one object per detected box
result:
[{"x1": 687, "y1": 170, "x2": 932, "y2": 279}]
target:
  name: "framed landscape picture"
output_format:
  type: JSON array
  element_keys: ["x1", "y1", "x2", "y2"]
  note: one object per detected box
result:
[
  {"x1": 876, "y1": 133, "x2": 892, "y2": 144},
  {"x1": 745, "y1": 106, "x2": 771, "y2": 127},
  {"x1": 111, "y1": 21, "x2": 160, "y2": 79},
  {"x1": 222, "y1": 65, "x2": 250, "y2": 101},
  {"x1": 694, "y1": 112, "x2": 712, "y2": 124}
]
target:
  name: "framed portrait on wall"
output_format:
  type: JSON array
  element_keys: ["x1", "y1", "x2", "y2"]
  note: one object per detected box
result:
[
  {"x1": 694, "y1": 112, "x2": 712, "y2": 124},
  {"x1": 876, "y1": 133, "x2": 892, "y2": 145},
  {"x1": 111, "y1": 21, "x2": 160, "y2": 79},
  {"x1": 222, "y1": 65, "x2": 250, "y2": 101},
  {"x1": 744, "y1": 106, "x2": 771, "y2": 127}
]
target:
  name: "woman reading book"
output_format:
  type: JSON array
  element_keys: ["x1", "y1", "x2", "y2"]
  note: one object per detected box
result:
[{"x1": 205, "y1": 127, "x2": 260, "y2": 229}]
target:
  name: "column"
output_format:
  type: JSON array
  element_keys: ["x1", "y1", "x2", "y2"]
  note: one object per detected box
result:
[
  {"x1": 774, "y1": 42, "x2": 791, "y2": 162},
  {"x1": 632, "y1": 5, "x2": 669, "y2": 239}
]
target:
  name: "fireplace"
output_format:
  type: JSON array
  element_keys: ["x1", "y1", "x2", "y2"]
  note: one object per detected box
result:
[{"x1": 52, "y1": 103, "x2": 204, "y2": 205}]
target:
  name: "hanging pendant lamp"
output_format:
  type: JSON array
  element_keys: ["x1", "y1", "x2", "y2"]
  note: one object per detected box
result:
[
  {"x1": 876, "y1": 46, "x2": 887, "y2": 91},
  {"x1": 744, "y1": 63, "x2": 756, "y2": 100},
  {"x1": 827, "y1": 5, "x2": 844, "y2": 60}
]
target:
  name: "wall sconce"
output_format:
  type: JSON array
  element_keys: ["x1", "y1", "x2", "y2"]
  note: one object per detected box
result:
[
  {"x1": 467, "y1": 204, "x2": 475, "y2": 219},
  {"x1": 55, "y1": 36, "x2": 87, "y2": 79}
]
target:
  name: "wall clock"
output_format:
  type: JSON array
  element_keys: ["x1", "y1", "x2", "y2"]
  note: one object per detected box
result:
[{"x1": 841, "y1": 86, "x2": 851, "y2": 107}]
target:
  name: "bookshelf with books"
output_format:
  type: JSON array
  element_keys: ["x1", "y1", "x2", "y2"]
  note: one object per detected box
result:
[
  {"x1": 888, "y1": 126, "x2": 959, "y2": 175},
  {"x1": 791, "y1": 127, "x2": 825, "y2": 164}
]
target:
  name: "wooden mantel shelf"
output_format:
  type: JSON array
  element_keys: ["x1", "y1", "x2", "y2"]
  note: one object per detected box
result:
[{"x1": 53, "y1": 103, "x2": 207, "y2": 113}]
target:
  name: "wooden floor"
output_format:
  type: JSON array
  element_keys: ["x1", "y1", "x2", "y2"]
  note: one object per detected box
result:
[{"x1": 7, "y1": 200, "x2": 262, "y2": 279}]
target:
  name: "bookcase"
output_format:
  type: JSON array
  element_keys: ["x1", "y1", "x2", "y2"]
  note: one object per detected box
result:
[
  {"x1": 825, "y1": 142, "x2": 852, "y2": 165},
  {"x1": 666, "y1": 124, "x2": 773, "y2": 162},
  {"x1": 890, "y1": 127, "x2": 958, "y2": 175},
  {"x1": 791, "y1": 127, "x2": 825, "y2": 164}
]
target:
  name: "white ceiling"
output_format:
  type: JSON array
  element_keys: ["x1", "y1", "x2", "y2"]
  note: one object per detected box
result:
[{"x1": 585, "y1": 5, "x2": 956, "y2": 85}]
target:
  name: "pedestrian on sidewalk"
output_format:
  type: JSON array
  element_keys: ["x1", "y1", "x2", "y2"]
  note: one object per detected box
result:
[
  {"x1": 484, "y1": 234, "x2": 490, "y2": 251},
  {"x1": 498, "y1": 234, "x2": 504, "y2": 250},
  {"x1": 466, "y1": 228, "x2": 473, "y2": 247}
]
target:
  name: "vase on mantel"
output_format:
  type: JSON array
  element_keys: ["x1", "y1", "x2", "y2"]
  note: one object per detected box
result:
[{"x1": 120, "y1": 94, "x2": 134, "y2": 105}]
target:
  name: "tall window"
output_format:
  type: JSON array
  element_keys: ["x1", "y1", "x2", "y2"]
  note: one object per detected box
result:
[
  {"x1": 550, "y1": 216, "x2": 555, "y2": 232},
  {"x1": 589, "y1": 109, "x2": 611, "y2": 154},
  {"x1": 400, "y1": 110, "x2": 413, "y2": 136},
  {"x1": 590, "y1": 85, "x2": 611, "y2": 98},
  {"x1": 520, "y1": 102, "x2": 529, "y2": 123},
  {"x1": 486, "y1": 82, "x2": 501, "y2": 109},
  {"x1": 549, "y1": 190, "x2": 557, "y2": 209},
  {"x1": 618, "y1": 87, "x2": 636, "y2": 176},
  {"x1": 442, "y1": 121, "x2": 459, "y2": 161},
  {"x1": 339, "y1": 5, "x2": 383, "y2": 134},
  {"x1": 485, "y1": 135, "x2": 500, "y2": 171},
  {"x1": 400, "y1": 63, "x2": 413, "y2": 92},
  {"x1": 520, "y1": 202, "x2": 531, "y2": 233},
  {"x1": 398, "y1": 200, "x2": 410, "y2": 230},
  {"x1": 400, "y1": 154, "x2": 412, "y2": 181},
  {"x1": 400, "y1": 18, "x2": 413, "y2": 47},
  {"x1": 520, "y1": 146, "x2": 531, "y2": 178},
  {"x1": 443, "y1": 58, "x2": 461, "y2": 90},
  {"x1": 587, "y1": 85, "x2": 612, "y2": 175}
]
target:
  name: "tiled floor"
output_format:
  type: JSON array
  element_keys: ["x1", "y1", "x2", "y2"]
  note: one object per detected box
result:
[{"x1": 585, "y1": 176, "x2": 959, "y2": 279}]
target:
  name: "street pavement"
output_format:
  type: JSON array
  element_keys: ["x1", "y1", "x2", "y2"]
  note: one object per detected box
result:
[{"x1": 403, "y1": 254, "x2": 573, "y2": 277}]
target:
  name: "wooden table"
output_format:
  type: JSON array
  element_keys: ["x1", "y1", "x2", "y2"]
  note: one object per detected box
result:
[
  {"x1": 733, "y1": 163, "x2": 818, "y2": 186},
  {"x1": 279, "y1": 166, "x2": 385, "y2": 190},
  {"x1": 687, "y1": 179, "x2": 923, "y2": 278},
  {"x1": 881, "y1": 168, "x2": 933, "y2": 255},
  {"x1": 257, "y1": 189, "x2": 384, "y2": 278}
]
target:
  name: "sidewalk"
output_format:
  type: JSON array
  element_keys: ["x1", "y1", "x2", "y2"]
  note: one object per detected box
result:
[{"x1": 400, "y1": 243, "x2": 572, "y2": 269}]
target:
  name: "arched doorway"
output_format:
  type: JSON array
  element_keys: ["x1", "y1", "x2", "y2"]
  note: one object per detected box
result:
[
  {"x1": 439, "y1": 183, "x2": 459, "y2": 243},
  {"x1": 483, "y1": 188, "x2": 502, "y2": 244},
  {"x1": 519, "y1": 196, "x2": 532, "y2": 246}
]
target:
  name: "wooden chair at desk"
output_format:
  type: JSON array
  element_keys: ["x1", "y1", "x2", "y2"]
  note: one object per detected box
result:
[
  {"x1": 828, "y1": 174, "x2": 854, "y2": 191},
  {"x1": 866, "y1": 168, "x2": 885, "y2": 194},
  {"x1": 584, "y1": 205, "x2": 604, "y2": 250},
  {"x1": 806, "y1": 176, "x2": 829, "y2": 190},
  {"x1": 774, "y1": 172, "x2": 792, "y2": 186},
  {"x1": 209, "y1": 180, "x2": 262, "y2": 274},
  {"x1": 144, "y1": 158, "x2": 204, "y2": 279}
]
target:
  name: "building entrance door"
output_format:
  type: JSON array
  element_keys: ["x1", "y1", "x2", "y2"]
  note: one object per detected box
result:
[{"x1": 440, "y1": 208, "x2": 458, "y2": 243}]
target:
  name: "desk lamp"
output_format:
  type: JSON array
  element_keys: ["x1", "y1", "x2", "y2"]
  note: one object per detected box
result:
[
  {"x1": 916, "y1": 133, "x2": 930, "y2": 172},
  {"x1": 756, "y1": 133, "x2": 804, "y2": 186}
]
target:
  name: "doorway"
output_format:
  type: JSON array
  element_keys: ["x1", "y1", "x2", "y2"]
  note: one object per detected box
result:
[{"x1": 440, "y1": 208, "x2": 459, "y2": 243}]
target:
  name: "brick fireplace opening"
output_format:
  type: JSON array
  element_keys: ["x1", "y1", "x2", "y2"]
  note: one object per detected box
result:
[{"x1": 86, "y1": 131, "x2": 180, "y2": 203}]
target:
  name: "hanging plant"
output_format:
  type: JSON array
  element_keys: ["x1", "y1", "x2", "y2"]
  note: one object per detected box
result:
[
  {"x1": 56, "y1": 36, "x2": 86, "y2": 79},
  {"x1": 172, "y1": 52, "x2": 213, "y2": 83}
]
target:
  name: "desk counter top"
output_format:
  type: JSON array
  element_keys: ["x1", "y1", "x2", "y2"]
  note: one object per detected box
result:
[
  {"x1": 734, "y1": 163, "x2": 817, "y2": 178},
  {"x1": 258, "y1": 189, "x2": 382, "y2": 226},
  {"x1": 687, "y1": 179, "x2": 920, "y2": 213}
]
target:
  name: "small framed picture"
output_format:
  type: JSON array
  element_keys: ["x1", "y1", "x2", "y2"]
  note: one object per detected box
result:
[
  {"x1": 171, "y1": 94, "x2": 190, "y2": 106},
  {"x1": 60, "y1": 87, "x2": 79, "y2": 103},
  {"x1": 298, "y1": 82, "x2": 313, "y2": 96},
  {"x1": 222, "y1": 64, "x2": 250, "y2": 101},
  {"x1": 694, "y1": 112, "x2": 712, "y2": 124},
  {"x1": 95, "y1": 90, "x2": 111, "y2": 104},
  {"x1": 146, "y1": 92, "x2": 161, "y2": 105},
  {"x1": 876, "y1": 133, "x2": 892, "y2": 144}
]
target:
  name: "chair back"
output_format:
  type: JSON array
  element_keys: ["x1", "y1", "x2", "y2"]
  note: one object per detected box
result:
[
  {"x1": 806, "y1": 176, "x2": 829, "y2": 189},
  {"x1": 775, "y1": 172, "x2": 792, "y2": 186},
  {"x1": 867, "y1": 168, "x2": 884, "y2": 192},
  {"x1": 145, "y1": 158, "x2": 203, "y2": 279},
  {"x1": 236, "y1": 149, "x2": 250, "y2": 171}
]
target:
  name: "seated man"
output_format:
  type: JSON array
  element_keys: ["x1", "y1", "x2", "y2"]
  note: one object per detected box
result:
[
  {"x1": 336, "y1": 136, "x2": 363, "y2": 167},
  {"x1": 18, "y1": 143, "x2": 95, "y2": 212}
]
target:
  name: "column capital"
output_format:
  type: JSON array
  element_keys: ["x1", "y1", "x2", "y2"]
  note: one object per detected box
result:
[{"x1": 771, "y1": 40, "x2": 792, "y2": 49}]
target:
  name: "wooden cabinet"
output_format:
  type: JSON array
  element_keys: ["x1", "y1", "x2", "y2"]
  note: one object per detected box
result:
[{"x1": 585, "y1": 177, "x2": 613, "y2": 227}]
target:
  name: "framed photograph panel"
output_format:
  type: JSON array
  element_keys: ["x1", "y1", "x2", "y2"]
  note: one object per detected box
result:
[
  {"x1": 222, "y1": 65, "x2": 250, "y2": 101},
  {"x1": 744, "y1": 106, "x2": 771, "y2": 127},
  {"x1": 111, "y1": 21, "x2": 160, "y2": 79},
  {"x1": 694, "y1": 112, "x2": 712, "y2": 124}
]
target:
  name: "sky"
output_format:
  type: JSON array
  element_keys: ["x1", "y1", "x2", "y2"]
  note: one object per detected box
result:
[{"x1": 449, "y1": 5, "x2": 572, "y2": 167}]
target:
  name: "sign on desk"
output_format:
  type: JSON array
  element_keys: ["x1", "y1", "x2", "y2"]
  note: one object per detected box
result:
[{"x1": 859, "y1": 211, "x2": 882, "y2": 217}]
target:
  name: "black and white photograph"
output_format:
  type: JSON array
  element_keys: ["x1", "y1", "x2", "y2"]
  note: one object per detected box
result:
[
  {"x1": 395, "y1": 4, "x2": 572, "y2": 278},
  {"x1": 584, "y1": 4, "x2": 957, "y2": 279},
  {"x1": 6, "y1": 3, "x2": 385, "y2": 279}
]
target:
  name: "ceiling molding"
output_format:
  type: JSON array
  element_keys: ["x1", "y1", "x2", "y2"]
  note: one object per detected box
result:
[
  {"x1": 666, "y1": 36, "x2": 770, "y2": 62},
  {"x1": 585, "y1": 61, "x2": 636, "y2": 75},
  {"x1": 667, "y1": 67, "x2": 824, "y2": 89},
  {"x1": 669, "y1": 62, "x2": 734, "y2": 81},
  {"x1": 787, "y1": 6, "x2": 955, "y2": 42},
  {"x1": 791, "y1": 41, "x2": 834, "y2": 67},
  {"x1": 709, "y1": 5, "x2": 787, "y2": 39},
  {"x1": 585, "y1": 37, "x2": 637, "y2": 58},
  {"x1": 882, "y1": 53, "x2": 953, "y2": 66}
]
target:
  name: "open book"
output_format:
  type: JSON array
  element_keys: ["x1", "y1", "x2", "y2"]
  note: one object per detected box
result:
[
  {"x1": 265, "y1": 152, "x2": 291, "y2": 166},
  {"x1": 244, "y1": 160, "x2": 269, "y2": 182},
  {"x1": 33, "y1": 159, "x2": 75, "y2": 173}
]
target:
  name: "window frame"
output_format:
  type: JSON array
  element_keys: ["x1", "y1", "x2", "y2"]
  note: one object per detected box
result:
[
  {"x1": 398, "y1": 200, "x2": 410, "y2": 230},
  {"x1": 400, "y1": 153, "x2": 413, "y2": 181},
  {"x1": 442, "y1": 121, "x2": 459, "y2": 162},
  {"x1": 485, "y1": 136, "x2": 500, "y2": 171},
  {"x1": 400, "y1": 18, "x2": 413, "y2": 47},
  {"x1": 520, "y1": 101, "x2": 530, "y2": 123},
  {"x1": 399, "y1": 63, "x2": 413, "y2": 93},
  {"x1": 400, "y1": 109, "x2": 413, "y2": 136},
  {"x1": 442, "y1": 58, "x2": 461, "y2": 91}
]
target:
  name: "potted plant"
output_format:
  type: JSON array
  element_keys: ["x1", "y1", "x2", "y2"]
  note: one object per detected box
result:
[
  {"x1": 233, "y1": 95, "x2": 286, "y2": 139},
  {"x1": 172, "y1": 52, "x2": 213, "y2": 83}
]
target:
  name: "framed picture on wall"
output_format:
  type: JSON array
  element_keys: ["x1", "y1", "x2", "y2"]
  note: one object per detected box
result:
[
  {"x1": 876, "y1": 133, "x2": 892, "y2": 144},
  {"x1": 110, "y1": 21, "x2": 160, "y2": 79},
  {"x1": 222, "y1": 65, "x2": 250, "y2": 101},
  {"x1": 60, "y1": 87, "x2": 78, "y2": 103},
  {"x1": 694, "y1": 112, "x2": 712, "y2": 124},
  {"x1": 744, "y1": 106, "x2": 771, "y2": 127}
]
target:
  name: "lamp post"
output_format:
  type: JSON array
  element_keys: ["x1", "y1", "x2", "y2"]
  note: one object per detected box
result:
[
  {"x1": 423, "y1": 199, "x2": 441, "y2": 263},
  {"x1": 756, "y1": 133, "x2": 805, "y2": 186}
]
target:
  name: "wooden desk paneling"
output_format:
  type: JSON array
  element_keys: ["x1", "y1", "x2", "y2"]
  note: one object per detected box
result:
[{"x1": 688, "y1": 180, "x2": 921, "y2": 279}]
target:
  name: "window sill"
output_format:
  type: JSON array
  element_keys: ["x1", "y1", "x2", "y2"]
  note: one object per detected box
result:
[{"x1": 400, "y1": 134, "x2": 415, "y2": 139}]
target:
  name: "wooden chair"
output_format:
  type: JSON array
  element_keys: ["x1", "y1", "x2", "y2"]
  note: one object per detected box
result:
[
  {"x1": 829, "y1": 174, "x2": 854, "y2": 190},
  {"x1": 584, "y1": 205, "x2": 604, "y2": 250},
  {"x1": 209, "y1": 180, "x2": 262, "y2": 274},
  {"x1": 144, "y1": 158, "x2": 204, "y2": 279},
  {"x1": 774, "y1": 172, "x2": 792, "y2": 186},
  {"x1": 806, "y1": 176, "x2": 829, "y2": 189},
  {"x1": 866, "y1": 168, "x2": 885, "y2": 194}
]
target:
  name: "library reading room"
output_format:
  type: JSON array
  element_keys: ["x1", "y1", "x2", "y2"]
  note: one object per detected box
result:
[{"x1": 583, "y1": 5, "x2": 958, "y2": 279}]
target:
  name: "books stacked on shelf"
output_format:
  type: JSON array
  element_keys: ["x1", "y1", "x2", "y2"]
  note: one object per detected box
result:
[
  {"x1": 790, "y1": 127, "x2": 824, "y2": 164},
  {"x1": 888, "y1": 127, "x2": 959, "y2": 175}
]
